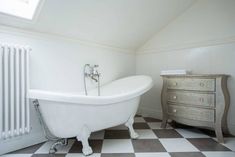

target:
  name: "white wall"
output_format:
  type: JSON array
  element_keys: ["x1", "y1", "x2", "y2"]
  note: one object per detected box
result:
[
  {"x1": 136, "y1": 0, "x2": 235, "y2": 135},
  {"x1": 139, "y1": 0, "x2": 235, "y2": 52},
  {"x1": 0, "y1": 25, "x2": 135, "y2": 154}
]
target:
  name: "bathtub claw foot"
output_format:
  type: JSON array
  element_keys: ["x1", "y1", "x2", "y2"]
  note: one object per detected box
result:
[
  {"x1": 83, "y1": 146, "x2": 93, "y2": 156},
  {"x1": 125, "y1": 116, "x2": 139, "y2": 139},
  {"x1": 130, "y1": 131, "x2": 139, "y2": 139},
  {"x1": 77, "y1": 125, "x2": 93, "y2": 156}
]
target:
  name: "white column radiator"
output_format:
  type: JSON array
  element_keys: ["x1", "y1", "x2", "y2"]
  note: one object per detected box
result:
[{"x1": 0, "y1": 44, "x2": 30, "y2": 140}]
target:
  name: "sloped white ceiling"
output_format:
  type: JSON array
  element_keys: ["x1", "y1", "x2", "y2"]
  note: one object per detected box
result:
[{"x1": 0, "y1": 0, "x2": 196, "y2": 51}]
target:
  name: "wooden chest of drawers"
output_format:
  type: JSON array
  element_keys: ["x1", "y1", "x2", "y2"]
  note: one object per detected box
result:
[{"x1": 161, "y1": 74, "x2": 230, "y2": 143}]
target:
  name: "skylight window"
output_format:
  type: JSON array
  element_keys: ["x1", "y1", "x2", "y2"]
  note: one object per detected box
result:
[{"x1": 0, "y1": 0, "x2": 41, "y2": 20}]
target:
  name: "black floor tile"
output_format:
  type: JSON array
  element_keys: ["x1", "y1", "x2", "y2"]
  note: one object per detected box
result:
[
  {"x1": 153, "y1": 129, "x2": 183, "y2": 138},
  {"x1": 143, "y1": 117, "x2": 162, "y2": 122},
  {"x1": 104, "y1": 130, "x2": 130, "y2": 139},
  {"x1": 101, "y1": 153, "x2": 135, "y2": 157},
  {"x1": 68, "y1": 140, "x2": 103, "y2": 153},
  {"x1": 132, "y1": 139, "x2": 166, "y2": 152},
  {"x1": 170, "y1": 152, "x2": 206, "y2": 157},
  {"x1": 188, "y1": 138, "x2": 231, "y2": 151},
  {"x1": 133, "y1": 123, "x2": 150, "y2": 129}
]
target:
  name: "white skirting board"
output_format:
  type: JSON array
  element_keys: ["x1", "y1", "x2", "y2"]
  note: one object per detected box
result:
[
  {"x1": 0, "y1": 131, "x2": 46, "y2": 155},
  {"x1": 138, "y1": 106, "x2": 163, "y2": 120}
]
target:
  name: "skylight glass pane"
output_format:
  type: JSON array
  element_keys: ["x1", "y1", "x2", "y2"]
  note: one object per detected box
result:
[{"x1": 0, "y1": 0, "x2": 40, "y2": 20}]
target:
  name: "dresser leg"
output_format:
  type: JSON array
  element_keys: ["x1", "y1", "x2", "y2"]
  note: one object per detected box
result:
[
  {"x1": 215, "y1": 125, "x2": 224, "y2": 143},
  {"x1": 222, "y1": 123, "x2": 230, "y2": 135},
  {"x1": 161, "y1": 116, "x2": 168, "y2": 128}
]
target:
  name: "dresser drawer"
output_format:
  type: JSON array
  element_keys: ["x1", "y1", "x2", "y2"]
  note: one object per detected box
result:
[
  {"x1": 168, "y1": 105, "x2": 214, "y2": 122},
  {"x1": 167, "y1": 92, "x2": 215, "y2": 108},
  {"x1": 167, "y1": 78, "x2": 215, "y2": 91}
]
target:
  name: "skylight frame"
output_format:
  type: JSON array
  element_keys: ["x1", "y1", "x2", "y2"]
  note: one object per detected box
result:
[{"x1": 0, "y1": 0, "x2": 43, "y2": 20}]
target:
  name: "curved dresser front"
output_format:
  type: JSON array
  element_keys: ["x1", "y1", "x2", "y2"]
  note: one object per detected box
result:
[{"x1": 160, "y1": 74, "x2": 230, "y2": 143}]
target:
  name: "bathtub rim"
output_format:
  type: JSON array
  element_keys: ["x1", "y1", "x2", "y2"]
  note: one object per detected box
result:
[{"x1": 28, "y1": 75, "x2": 153, "y2": 105}]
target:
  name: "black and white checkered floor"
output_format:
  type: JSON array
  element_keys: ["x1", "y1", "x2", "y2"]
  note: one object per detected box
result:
[{"x1": 2, "y1": 115, "x2": 235, "y2": 157}]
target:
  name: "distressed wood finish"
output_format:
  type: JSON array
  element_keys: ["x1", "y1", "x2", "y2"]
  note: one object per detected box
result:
[
  {"x1": 167, "y1": 78, "x2": 215, "y2": 91},
  {"x1": 167, "y1": 92, "x2": 215, "y2": 108},
  {"x1": 168, "y1": 105, "x2": 214, "y2": 122},
  {"x1": 161, "y1": 74, "x2": 230, "y2": 143}
]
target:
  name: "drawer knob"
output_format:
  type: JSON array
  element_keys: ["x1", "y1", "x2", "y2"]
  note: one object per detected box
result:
[
  {"x1": 200, "y1": 82, "x2": 205, "y2": 87},
  {"x1": 173, "y1": 109, "x2": 177, "y2": 113},
  {"x1": 173, "y1": 82, "x2": 178, "y2": 86},
  {"x1": 199, "y1": 98, "x2": 204, "y2": 102},
  {"x1": 173, "y1": 96, "x2": 177, "y2": 99}
]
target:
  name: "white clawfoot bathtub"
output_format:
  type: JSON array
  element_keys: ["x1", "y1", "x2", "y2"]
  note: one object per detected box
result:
[{"x1": 28, "y1": 75, "x2": 153, "y2": 155}]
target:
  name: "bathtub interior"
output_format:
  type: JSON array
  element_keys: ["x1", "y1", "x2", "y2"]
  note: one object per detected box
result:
[{"x1": 88, "y1": 75, "x2": 153, "y2": 96}]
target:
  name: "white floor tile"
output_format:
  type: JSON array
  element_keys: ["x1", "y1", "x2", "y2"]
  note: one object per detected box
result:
[
  {"x1": 159, "y1": 138, "x2": 199, "y2": 152},
  {"x1": 90, "y1": 130, "x2": 105, "y2": 139},
  {"x1": 148, "y1": 122, "x2": 172, "y2": 129},
  {"x1": 223, "y1": 138, "x2": 235, "y2": 151},
  {"x1": 107, "y1": 125, "x2": 128, "y2": 130},
  {"x1": 1, "y1": 155, "x2": 32, "y2": 157},
  {"x1": 135, "y1": 117, "x2": 146, "y2": 123},
  {"x1": 135, "y1": 129, "x2": 158, "y2": 139},
  {"x1": 101, "y1": 139, "x2": 134, "y2": 153},
  {"x1": 66, "y1": 153, "x2": 101, "y2": 157},
  {"x1": 135, "y1": 152, "x2": 171, "y2": 157},
  {"x1": 202, "y1": 151, "x2": 235, "y2": 157},
  {"x1": 35, "y1": 139, "x2": 75, "y2": 154},
  {"x1": 34, "y1": 141, "x2": 54, "y2": 154},
  {"x1": 175, "y1": 129, "x2": 210, "y2": 138}
]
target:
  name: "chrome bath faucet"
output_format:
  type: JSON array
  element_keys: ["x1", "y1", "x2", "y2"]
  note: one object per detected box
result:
[
  {"x1": 84, "y1": 64, "x2": 100, "y2": 82},
  {"x1": 83, "y1": 64, "x2": 101, "y2": 96}
]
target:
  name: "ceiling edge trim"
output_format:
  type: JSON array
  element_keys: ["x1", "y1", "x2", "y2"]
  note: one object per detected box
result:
[
  {"x1": 0, "y1": 24, "x2": 135, "y2": 54},
  {"x1": 136, "y1": 36, "x2": 235, "y2": 55}
]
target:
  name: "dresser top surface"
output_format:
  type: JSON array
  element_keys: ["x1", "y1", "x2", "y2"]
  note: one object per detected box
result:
[{"x1": 161, "y1": 74, "x2": 230, "y2": 78}]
